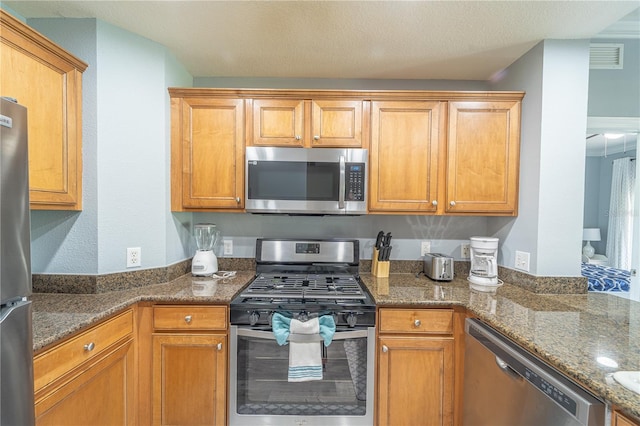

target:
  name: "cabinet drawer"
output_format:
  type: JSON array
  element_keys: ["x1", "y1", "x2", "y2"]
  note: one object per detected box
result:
[
  {"x1": 378, "y1": 308, "x2": 453, "y2": 334},
  {"x1": 153, "y1": 305, "x2": 227, "y2": 330},
  {"x1": 34, "y1": 309, "x2": 133, "y2": 392}
]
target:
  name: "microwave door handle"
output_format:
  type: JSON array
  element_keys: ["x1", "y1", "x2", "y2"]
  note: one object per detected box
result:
[{"x1": 339, "y1": 155, "x2": 346, "y2": 209}]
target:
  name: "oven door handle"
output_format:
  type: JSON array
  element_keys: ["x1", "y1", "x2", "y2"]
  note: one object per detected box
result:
[{"x1": 236, "y1": 327, "x2": 368, "y2": 342}]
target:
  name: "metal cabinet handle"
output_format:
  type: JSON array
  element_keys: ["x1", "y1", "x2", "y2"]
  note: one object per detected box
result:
[
  {"x1": 382, "y1": 345, "x2": 388, "y2": 353},
  {"x1": 414, "y1": 319, "x2": 421, "y2": 327},
  {"x1": 314, "y1": 135, "x2": 320, "y2": 140},
  {"x1": 84, "y1": 342, "x2": 95, "y2": 352},
  {"x1": 184, "y1": 315, "x2": 192, "y2": 324},
  {"x1": 295, "y1": 135, "x2": 301, "y2": 141},
  {"x1": 432, "y1": 200, "x2": 438, "y2": 206},
  {"x1": 217, "y1": 343, "x2": 222, "y2": 351},
  {"x1": 235, "y1": 197, "x2": 241, "y2": 203},
  {"x1": 450, "y1": 201, "x2": 456, "y2": 206}
]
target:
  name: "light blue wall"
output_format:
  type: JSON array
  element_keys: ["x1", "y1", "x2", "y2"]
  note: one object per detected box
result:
[
  {"x1": 489, "y1": 40, "x2": 591, "y2": 276},
  {"x1": 194, "y1": 77, "x2": 489, "y2": 91},
  {"x1": 588, "y1": 39, "x2": 640, "y2": 118},
  {"x1": 27, "y1": 16, "x2": 194, "y2": 274}
]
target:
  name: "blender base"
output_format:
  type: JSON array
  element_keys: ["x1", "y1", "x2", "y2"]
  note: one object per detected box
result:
[{"x1": 192, "y1": 250, "x2": 219, "y2": 276}]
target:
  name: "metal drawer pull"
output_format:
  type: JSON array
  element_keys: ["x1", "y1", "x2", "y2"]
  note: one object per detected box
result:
[
  {"x1": 450, "y1": 201, "x2": 456, "y2": 206},
  {"x1": 84, "y1": 342, "x2": 95, "y2": 352},
  {"x1": 295, "y1": 135, "x2": 301, "y2": 140},
  {"x1": 314, "y1": 135, "x2": 320, "y2": 140},
  {"x1": 432, "y1": 200, "x2": 438, "y2": 206},
  {"x1": 217, "y1": 343, "x2": 222, "y2": 351},
  {"x1": 414, "y1": 319, "x2": 421, "y2": 327},
  {"x1": 382, "y1": 345, "x2": 388, "y2": 353},
  {"x1": 184, "y1": 315, "x2": 192, "y2": 324},
  {"x1": 235, "y1": 197, "x2": 241, "y2": 203}
]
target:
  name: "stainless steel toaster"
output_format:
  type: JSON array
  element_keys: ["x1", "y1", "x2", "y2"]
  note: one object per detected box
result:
[{"x1": 423, "y1": 253, "x2": 454, "y2": 281}]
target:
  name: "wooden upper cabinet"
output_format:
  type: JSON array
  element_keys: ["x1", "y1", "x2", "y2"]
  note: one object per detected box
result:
[
  {"x1": 252, "y1": 99, "x2": 304, "y2": 147},
  {"x1": 446, "y1": 100, "x2": 521, "y2": 215},
  {"x1": 369, "y1": 100, "x2": 442, "y2": 213},
  {"x1": 310, "y1": 99, "x2": 363, "y2": 147},
  {"x1": 170, "y1": 96, "x2": 244, "y2": 211},
  {"x1": 1, "y1": 10, "x2": 87, "y2": 210},
  {"x1": 251, "y1": 98, "x2": 364, "y2": 147}
]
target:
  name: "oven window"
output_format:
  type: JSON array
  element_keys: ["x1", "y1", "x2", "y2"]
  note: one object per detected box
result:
[
  {"x1": 247, "y1": 161, "x2": 339, "y2": 201},
  {"x1": 236, "y1": 335, "x2": 367, "y2": 416}
]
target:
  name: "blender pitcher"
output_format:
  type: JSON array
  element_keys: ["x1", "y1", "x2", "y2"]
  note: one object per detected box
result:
[{"x1": 192, "y1": 223, "x2": 221, "y2": 276}]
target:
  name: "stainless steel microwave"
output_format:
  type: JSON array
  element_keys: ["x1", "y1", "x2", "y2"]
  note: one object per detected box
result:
[{"x1": 245, "y1": 147, "x2": 368, "y2": 215}]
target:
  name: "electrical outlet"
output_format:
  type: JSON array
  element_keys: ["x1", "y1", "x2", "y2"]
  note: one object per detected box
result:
[
  {"x1": 420, "y1": 241, "x2": 431, "y2": 256},
  {"x1": 461, "y1": 243, "x2": 470, "y2": 259},
  {"x1": 127, "y1": 247, "x2": 141, "y2": 268},
  {"x1": 515, "y1": 250, "x2": 530, "y2": 272},
  {"x1": 223, "y1": 240, "x2": 233, "y2": 255}
]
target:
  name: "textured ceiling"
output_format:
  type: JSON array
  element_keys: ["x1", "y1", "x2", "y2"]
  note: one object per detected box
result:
[{"x1": 5, "y1": 1, "x2": 639, "y2": 80}]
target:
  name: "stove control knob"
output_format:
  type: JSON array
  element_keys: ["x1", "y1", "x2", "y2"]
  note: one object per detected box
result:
[
  {"x1": 249, "y1": 311, "x2": 260, "y2": 326},
  {"x1": 346, "y1": 313, "x2": 358, "y2": 328}
]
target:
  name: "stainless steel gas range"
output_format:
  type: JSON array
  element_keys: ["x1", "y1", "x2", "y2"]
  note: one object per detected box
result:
[{"x1": 229, "y1": 238, "x2": 376, "y2": 426}]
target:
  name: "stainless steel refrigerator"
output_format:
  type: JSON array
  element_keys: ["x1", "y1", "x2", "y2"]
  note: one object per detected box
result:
[{"x1": 0, "y1": 97, "x2": 35, "y2": 425}]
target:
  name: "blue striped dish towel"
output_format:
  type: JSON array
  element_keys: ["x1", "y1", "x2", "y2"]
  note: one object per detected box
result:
[{"x1": 272, "y1": 313, "x2": 336, "y2": 382}]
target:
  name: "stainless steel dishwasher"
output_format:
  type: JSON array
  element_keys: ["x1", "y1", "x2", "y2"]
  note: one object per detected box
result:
[{"x1": 463, "y1": 318, "x2": 605, "y2": 426}]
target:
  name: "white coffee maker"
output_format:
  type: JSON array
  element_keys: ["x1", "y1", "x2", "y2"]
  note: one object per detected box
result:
[
  {"x1": 192, "y1": 223, "x2": 221, "y2": 276},
  {"x1": 468, "y1": 237, "x2": 500, "y2": 289}
]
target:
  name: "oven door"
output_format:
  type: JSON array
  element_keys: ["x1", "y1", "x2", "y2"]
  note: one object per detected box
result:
[{"x1": 229, "y1": 325, "x2": 375, "y2": 426}]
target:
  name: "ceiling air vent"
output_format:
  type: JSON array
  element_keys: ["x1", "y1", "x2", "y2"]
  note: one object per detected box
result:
[{"x1": 590, "y1": 43, "x2": 624, "y2": 69}]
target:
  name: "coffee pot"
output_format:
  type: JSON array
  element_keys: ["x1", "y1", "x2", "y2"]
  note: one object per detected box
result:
[
  {"x1": 468, "y1": 237, "x2": 500, "y2": 287},
  {"x1": 192, "y1": 223, "x2": 221, "y2": 276}
]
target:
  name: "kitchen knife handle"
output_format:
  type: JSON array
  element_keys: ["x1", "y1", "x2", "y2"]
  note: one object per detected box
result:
[{"x1": 375, "y1": 231, "x2": 384, "y2": 249}]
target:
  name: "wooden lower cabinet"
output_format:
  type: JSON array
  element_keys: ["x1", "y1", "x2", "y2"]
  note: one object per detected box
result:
[
  {"x1": 152, "y1": 333, "x2": 227, "y2": 426},
  {"x1": 613, "y1": 410, "x2": 640, "y2": 426},
  {"x1": 141, "y1": 304, "x2": 229, "y2": 426},
  {"x1": 376, "y1": 308, "x2": 459, "y2": 426},
  {"x1": 377, "y1": 336, "x2": 454, "y2": 426},
  {"x1": 33, "y1": 309, "x2": 136, "y2": 425}
]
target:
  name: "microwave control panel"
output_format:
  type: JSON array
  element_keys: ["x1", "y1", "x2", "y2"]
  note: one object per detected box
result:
[{"x1": 346, "y1": 163, "x2": 365, "y2": 201}]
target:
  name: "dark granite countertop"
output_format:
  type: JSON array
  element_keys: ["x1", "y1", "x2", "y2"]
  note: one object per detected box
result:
[{"x1": 32, "y1": 271, "x2": 640, "y2": 420}]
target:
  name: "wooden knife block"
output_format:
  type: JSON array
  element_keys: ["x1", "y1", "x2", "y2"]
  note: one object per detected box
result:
[{"x1": 371, "y1": 248, "x2": 389, "y2": 278}]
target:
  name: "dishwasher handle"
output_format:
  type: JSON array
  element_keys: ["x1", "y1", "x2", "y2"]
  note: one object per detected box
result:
[{"x1": 465, "y1": 318, "x2": 604, "y2": 426}]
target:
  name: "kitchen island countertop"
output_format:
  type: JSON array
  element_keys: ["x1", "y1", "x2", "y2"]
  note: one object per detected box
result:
[{"x1": 32, "y1": 271, "x2": 640, "y2": 421}]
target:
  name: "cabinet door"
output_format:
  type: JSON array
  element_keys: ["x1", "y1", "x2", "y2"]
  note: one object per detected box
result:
[
  {"x1": 613, "y1": 411, "x2": 640, "y2": 426},
  {"x1": 377, "y1": 336, "x2": 454, "y2": 426},
  {"x1": 173, "y1": 97, "x2": 244, "y2": 210},
  {"x1": 446, "y1": 101, "x2": 521, "y2": 215},
  {"x1": 153, "y1": 333, "x2": 227, "y2": 426},
  {"x1": 1, "y1": 10, "x2": 87, "y2": 210},
  {"x1": 252, "y1": 99, "x2": 304, "y2": 146},
  {"x1": 370, "y1": 101, "x2": 441, "y2": 212},
  {"x1": 35, "y1": 339, "x2": 135, "y2": 425},
  {"x1": 310, "y1": 100, "x2": 363, "y2": 147}
]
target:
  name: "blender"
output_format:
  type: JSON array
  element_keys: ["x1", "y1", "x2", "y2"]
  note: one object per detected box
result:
[
  {"x1": 468, "y1": 237, "x2": 500, "y2": 289},
  {"x1": 192, "y1": 223, "x2": 221, "y2": 276}
]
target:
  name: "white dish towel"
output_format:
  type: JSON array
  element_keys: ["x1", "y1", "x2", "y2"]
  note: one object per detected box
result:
[{"x1": 288, "y1": 317, "x2": 323, "y2": 382}]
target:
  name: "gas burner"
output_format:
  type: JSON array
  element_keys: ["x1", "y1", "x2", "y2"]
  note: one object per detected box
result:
[{"x1": 230, "y1": 238, "x2": 375, "y2": 328}]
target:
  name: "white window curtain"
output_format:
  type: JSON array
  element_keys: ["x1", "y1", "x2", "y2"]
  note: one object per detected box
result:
[{"x1": 606, "y1": 157, "x2": 636, "y2": 269}]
